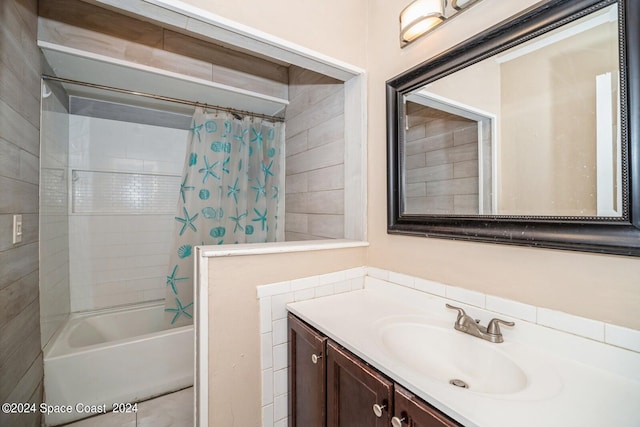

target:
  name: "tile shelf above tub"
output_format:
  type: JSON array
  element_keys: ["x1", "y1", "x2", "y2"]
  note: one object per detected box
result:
[{"x1": 39, "y1": 41, "x2": 289, "y2": 118}]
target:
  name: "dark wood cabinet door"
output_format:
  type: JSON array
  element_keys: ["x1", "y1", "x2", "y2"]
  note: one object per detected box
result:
[
  {"x1": 326, "y1": 341, "x2": 394, "y2": 427},
  {"x1": 289, "y1": 314, "x2": 327, "y2": 427},
  {"x1": 393, "y1": 385, "x2": 462, "y2": 427}
]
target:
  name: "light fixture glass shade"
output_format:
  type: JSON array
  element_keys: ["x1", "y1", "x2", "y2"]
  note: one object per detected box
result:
[
  {"x1": 452, "y1": 0, "x2": 478, "y2": 10},
  {"x1": 400, "y1": 0, "x2": 446, "y2": 45}
]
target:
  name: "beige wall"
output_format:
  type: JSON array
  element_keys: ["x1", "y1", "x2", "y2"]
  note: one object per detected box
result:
[
  {"x1": 425, "y1": 57, "x2": 501, "y2": 118},
  {"x1": 207, "y1": 246, "x2": 367, "y2": 427},
  {"x1": 178, "y1": 0, "x2": 367, "y2": 68}
]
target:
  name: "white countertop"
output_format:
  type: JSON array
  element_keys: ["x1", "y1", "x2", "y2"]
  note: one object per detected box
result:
[{"x1": 287, "y1": 284, "x2": 640, "y2": 427}]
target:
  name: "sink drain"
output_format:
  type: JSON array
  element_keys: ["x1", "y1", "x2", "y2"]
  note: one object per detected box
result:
[{"x1": 449, "y1": 379, "x2": 469, "y2": 389}]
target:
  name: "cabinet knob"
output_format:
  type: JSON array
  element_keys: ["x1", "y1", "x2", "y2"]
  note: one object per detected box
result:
[
  {"x1": 372, "y1": 403, "x2": 386, "y2": 417},
  {"x1": 311, "y1": 353, "x2": 322, "y2": 364},
  {"x1": 391, "y1": 416, "x2": 406, "y2": 427}
]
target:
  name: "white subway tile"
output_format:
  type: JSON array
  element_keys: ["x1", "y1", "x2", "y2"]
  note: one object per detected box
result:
[
  {"x1": 319, "y1": 270, "x2": 346, "y2": 285},
  {"x1": 605, "y1": 324, "x2": 640, "y2": 353},
  {"x1": 142, "y1": 288, "x2": 166, "y2": 301},
  {"x1": 486, "y1": 296, "x2": 537, "y2": 323},
  {"x1": 345, "y1": 266, "x2": 366, "y2": 279},
  {"x1": 364, "y1": 276, "x2": 395, "y2": 291},
  {"x1": 143, "y1": 159, "x2": 184, "y2": 174},
  {"x1": 294, "y1": 288, "x2": 315, "y2": 302},
  {"x1": 274, "y1": 368, "x2": 288, "y2": 397},
  {"x1": 271, "y1": 293, "x2": 294, "y2": 321},
  {"x1": 333, "y1": 280, "x2": 352, "y2": 294},
  {"x1": 538, "y1": 308, "x2": 605, "y2": 341},
  {"x1": 366, "y1": 267, "x2": 389, "y2": 280},
  {"x1": 260, "y1": 297, "x2": 272, "y2": 333},
  {"x1": 350, "y1": 277, "x2": 364, "y2": 291},
  {"x1": 275, "y1": 418, "x2": 287, "y2": 427},
  {"x1": 314, "y1": 284, "x2": 335, "y2": 298},
  {"x1": 290, "y1": 275, "x2": 319, "y2": 291},
  {"x1": 414, "y1": 277, "x2": 446, "y2": 296},
  {"x1": 388, "y1": 271, "x2": 415, "y2": 288},
  {"x1": 257, "y1": 281, "x2": 292, "y2": 298},
  {"x1": 262, "y1": 404, "x2": 274, "y2": 427},
  {"x1": 273, "y1": 343, "x2": 288, "y2": 371},
  {"x1": 274, "y1": 393, "x2": 288, "y2": 421},
  {"x1": 445, "y1": 286, "x2": 485, "y2": 308},
  {"x1": 272, "y1": 318, "x2": 288, "y2": 346},
  {"x1": 262, "y1": 368, "x2": 274, "y2": 405},
  {"x1": 261, "y1": 333, "x2": 273, "y2": 370}
]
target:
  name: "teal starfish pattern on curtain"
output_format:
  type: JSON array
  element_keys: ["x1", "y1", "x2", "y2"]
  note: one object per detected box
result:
[
  {"x1": 166, "y1": 298, "x2": 193, "y2": 324},
  {"x1": 164, "y1": 109, "x2": 285, "y2": 327},
  {"x1": 166, "y1": 265, "x2": 188, "y2": 295}
]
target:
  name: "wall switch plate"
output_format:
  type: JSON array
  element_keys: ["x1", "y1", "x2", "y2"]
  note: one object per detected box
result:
[{"x1": 13, "y1": 214, "x2": 23, "y2": 244}]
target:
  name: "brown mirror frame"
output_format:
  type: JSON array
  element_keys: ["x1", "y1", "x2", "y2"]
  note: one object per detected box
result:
[{"x1": 386, "y1": 0, "x2": 640, "y2": 256}]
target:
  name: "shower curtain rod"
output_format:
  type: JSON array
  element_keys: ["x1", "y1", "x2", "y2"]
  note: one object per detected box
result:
[{"x1": 41, "y1": 74, "x2": 286, "y2": 123}]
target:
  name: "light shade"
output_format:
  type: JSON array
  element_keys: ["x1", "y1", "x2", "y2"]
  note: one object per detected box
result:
[
  {"x1": 400, "y1": 0, "x2": 446, "y2": 46},
  {"x1": 452, "y1": 0, "x2": 478, "y2": 10}
]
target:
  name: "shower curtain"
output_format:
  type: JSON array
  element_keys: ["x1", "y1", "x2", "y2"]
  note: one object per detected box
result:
[{"x1": 164, "y1": 108, "x2": 285, "y2": 327}]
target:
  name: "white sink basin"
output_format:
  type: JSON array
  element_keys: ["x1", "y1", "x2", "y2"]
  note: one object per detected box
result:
[{"x1": 378, "y1": 322, "x2": 528, "y2": 394}]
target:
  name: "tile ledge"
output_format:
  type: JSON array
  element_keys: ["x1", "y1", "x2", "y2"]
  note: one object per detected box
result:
[{"x1": 201, "y1": 239, "x2": 368, "y2": 258}]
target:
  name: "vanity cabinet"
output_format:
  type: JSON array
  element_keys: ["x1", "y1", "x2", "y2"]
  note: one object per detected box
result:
[
  {"x1": 327, "y1": 341, "x2": 393, "y2": 427},
  {"x1": 393, "y1": 385, "x2": 461, "y2": 427},
  {"x1": 289, "y1": 314, "x2": 327, "y2": 427},
  {"x1": 288, "y1": 314, "x2": 463, "y2": 427}
]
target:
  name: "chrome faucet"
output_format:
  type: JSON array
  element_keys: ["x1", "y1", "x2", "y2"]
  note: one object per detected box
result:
[{"x1": 446, "y1": 304, "x2": 514, "y2": 343}]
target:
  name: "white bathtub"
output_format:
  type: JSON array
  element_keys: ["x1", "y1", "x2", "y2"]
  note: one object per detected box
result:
[{"x1": 43, "y1": 302, "x2": 193, "y2": 426}]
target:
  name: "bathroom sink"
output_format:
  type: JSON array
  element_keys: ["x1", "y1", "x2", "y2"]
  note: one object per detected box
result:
[{"x1": 378, "y1": 322, "x2": 528, "y2": 394}]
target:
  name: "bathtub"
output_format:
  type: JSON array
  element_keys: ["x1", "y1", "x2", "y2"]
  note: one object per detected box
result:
[{"x1": 43, "y1": 302, "x2": 193, "y2": 426}]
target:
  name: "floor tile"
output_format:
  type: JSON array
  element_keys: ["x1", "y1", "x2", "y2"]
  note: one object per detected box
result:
[
  {"x1": 136, "y1": 388, "x2": 194, "y2": 427},
  {"x1": 64, "y1": 411, "x2": 136, "y2": 427}
]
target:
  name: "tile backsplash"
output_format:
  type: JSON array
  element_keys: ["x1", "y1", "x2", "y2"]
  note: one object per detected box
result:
[
  {"x1": 366, "y1": 267, "x2": 640, "y2": 350},
  {"x1": 257, "y1": 267, "x2": 365, "y2": 427},
  {"x1": 257, "y1": 266, "x2": 640, "y2": 427}
]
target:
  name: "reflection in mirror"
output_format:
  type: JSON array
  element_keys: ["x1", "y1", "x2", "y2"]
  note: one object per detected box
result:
[
  {"x1": 402, "y1": 3, "x2": 621, "y2": 217},
  {"x1": 404, "y1": 94, "x2": 493, "y2": 215}
]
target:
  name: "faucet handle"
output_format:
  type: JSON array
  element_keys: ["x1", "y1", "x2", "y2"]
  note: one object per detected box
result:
[
  {"x1": 487, "y1": 318, "x2": 515, "y2": 335},
  {"x1": 445, "y1": 303, "x2": 466, "y2": 319}
]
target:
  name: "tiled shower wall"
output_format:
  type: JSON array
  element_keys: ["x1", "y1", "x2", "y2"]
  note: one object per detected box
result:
[
  {"x1": 284, "y1": 66, "x2": 345, "y2": 240},
  {"x1": 39, "y1": 81, "x2": 71, "y2": 349},
  {"x1": 405, "y1": 104, "x2": 479, "y2": 214},
  {"x1": 0, "y1": 0, "x2": 44, "y2": 425},
  {"x1": 68, "y1": 114, "x2": 188, "y2": 311}
]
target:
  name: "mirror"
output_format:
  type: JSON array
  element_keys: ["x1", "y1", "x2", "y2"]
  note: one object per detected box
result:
[{"x1": 387, "y1": 0, "x2": 640, "y2": 255}]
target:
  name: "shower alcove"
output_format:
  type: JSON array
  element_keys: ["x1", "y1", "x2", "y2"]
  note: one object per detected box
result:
[{"x1": 37, "y1": 0, "x2": 366, "y2": 425}]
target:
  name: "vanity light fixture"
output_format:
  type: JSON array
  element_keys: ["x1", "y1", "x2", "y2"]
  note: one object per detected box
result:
[
  {"x1": 400, "y1": 0, "x2": 446, "y2": 47},
  {"x1": 451, "y1": 0, "x2": 479, "y2": 10}
]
